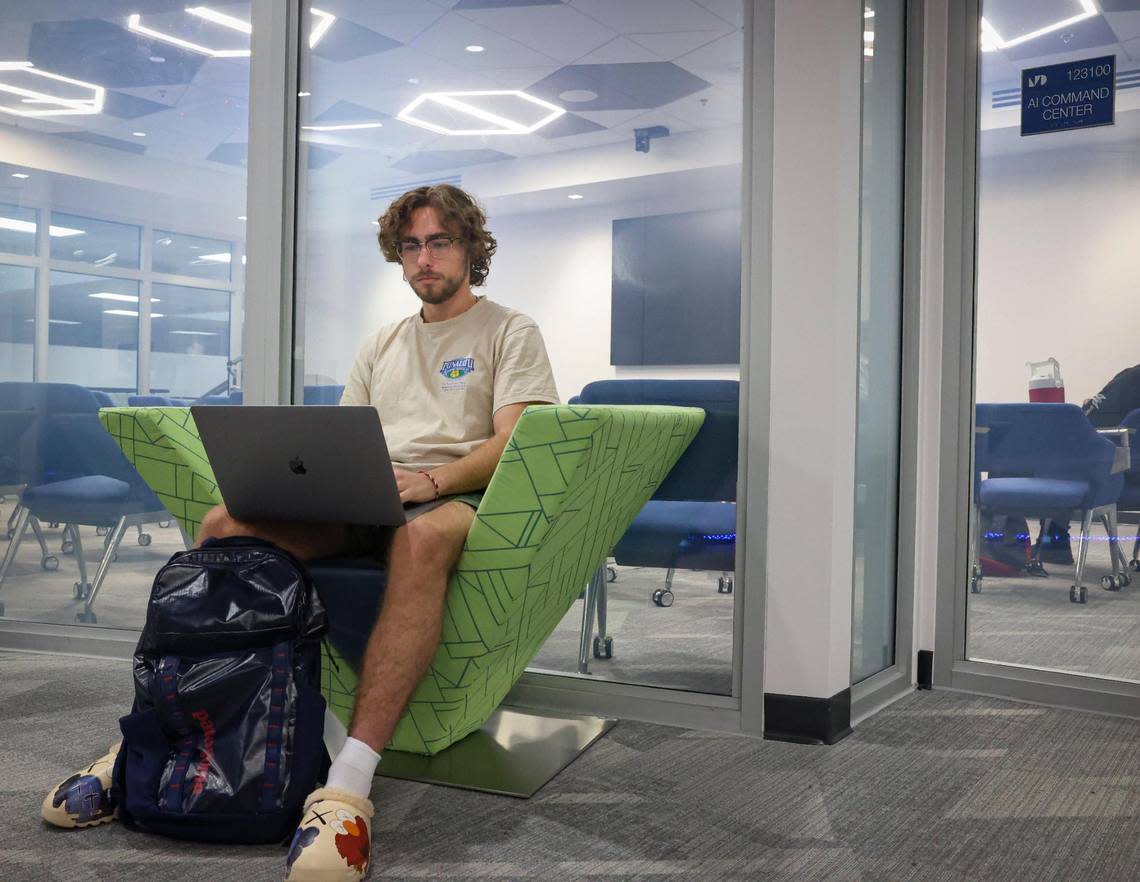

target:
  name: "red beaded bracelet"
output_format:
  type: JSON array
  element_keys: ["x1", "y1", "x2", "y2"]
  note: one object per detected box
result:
[{"x1": 417, "y1": 469, "x2": 440, "y2": 501}]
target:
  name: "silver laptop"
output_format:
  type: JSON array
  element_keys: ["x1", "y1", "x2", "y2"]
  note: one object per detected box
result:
[{"x1": 192, "y1": 405, "x2": 406, "y2": 526}]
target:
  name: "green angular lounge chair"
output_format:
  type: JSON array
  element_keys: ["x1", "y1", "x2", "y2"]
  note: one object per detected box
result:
[{"x1": 99, "y1": 404, "x2": 702, "y2": 755}]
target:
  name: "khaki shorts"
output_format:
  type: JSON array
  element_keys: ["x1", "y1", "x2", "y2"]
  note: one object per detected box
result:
[{"x1": 343, "y1": 492, "x2": 482, "y2": 560}]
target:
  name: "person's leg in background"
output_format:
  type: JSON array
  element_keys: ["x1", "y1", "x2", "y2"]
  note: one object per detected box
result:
[{"x1": 286, "y1": 499, "x2": 474, "y2": 882}]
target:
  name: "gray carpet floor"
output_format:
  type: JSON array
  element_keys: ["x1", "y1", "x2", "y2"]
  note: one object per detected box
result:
[{"x1": 2, "y1": 650, "x2": 1139, "y2": 881}]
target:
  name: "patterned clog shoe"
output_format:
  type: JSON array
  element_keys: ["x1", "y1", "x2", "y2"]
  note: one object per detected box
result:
[
  {"x1": 285, "y1": 787, "x2": 374, "y2": 882},
  {"x1": 41, "y1": 742, "x2": 120, "y2": 829}
]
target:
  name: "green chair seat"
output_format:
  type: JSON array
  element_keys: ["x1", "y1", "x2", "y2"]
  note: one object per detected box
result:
[{"x1": 100, "y1": 404, "x2": 702, "y2": 754}]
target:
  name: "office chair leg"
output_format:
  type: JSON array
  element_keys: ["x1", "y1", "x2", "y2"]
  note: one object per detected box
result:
[
  {"x1": 593, "y1": 566, "x2": 612, "y2": 660},
  {"x1": 1130, "y1": 532, "x2": 1140, "y2": 572},
  {"x1": 653, "y1": 567, "x2": 676, "y2": 607},
  {"x1": 970, "y1": 507, "x2": 984, "y2": 594},
  {"x1": 79, "y1": 516, "x2": 127, "y2": 624},
  {"x1": 718, "y1": 571, "x2": 734, "y2": 594},
  {"x1": 577, "y1": 566, "x2": 603, "y2": 674},
  {"x1": 29, "y1": 516, "x2": 59, "y2": 571},
  {"x1": 1023, "y1": 519, "x2": 1049, "y2": 577},
  {"x1": 1070, "y1": 509, "x2": 1095, "y2": 604},
  {"x1": 0, "y1": 506, "x2": 31, "y2": 597},
  {"x1": 1098, "y1": 511, "x2": 1129, "y2": 591},
  {"x1": 70, "y1": 527, "x2": 91, "y2": 600}
]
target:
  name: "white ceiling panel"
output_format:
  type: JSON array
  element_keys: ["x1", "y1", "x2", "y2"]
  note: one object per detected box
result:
[
  {"x1": 675, "y1": 30, "x2": 743, "y2": 84},
  {"x1": 455, "y1": 4, "x2": 616, "y2": 64},
  {"x1": 628, "y1": 30, "x2": 731, "y2": 61},
  {"x1": 409, "y1": 11, "x2": 559, "y2": 70},
  {"x1": 568, "y1": 0, "x2": 729, "y2": 35},
  {"x1": 574, "y1": 35, "x2": 662, "y2": 64},
  {"x1": 1104, "y1": 11, "x2": 1140, "y2": 44},
  {"x1": 691, "y1": 0, "x2": 744, "y2": 29}
]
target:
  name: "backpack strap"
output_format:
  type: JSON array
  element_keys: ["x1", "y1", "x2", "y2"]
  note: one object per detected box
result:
[
  {"x1": 155, "y1": 656, "x2": 196, "y2": 812},
  {"x1": 261, "y1": 642, "x2": 291, "y2": 810}
]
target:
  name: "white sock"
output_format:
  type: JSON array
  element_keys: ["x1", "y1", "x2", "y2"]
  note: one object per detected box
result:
[{"x1": 325, "y1": 736, "x2": 381, "y2": 798}]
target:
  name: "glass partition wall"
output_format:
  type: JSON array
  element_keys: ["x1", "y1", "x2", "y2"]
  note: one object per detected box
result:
[
  {"x1": 0, "y1": 2, "x2": 251, "y2": 630},
  {"x1": 967, "y1": 0, "x2": 1140, "y2": 689},
  {"x1": 293, "y1": 0, "x2": 745, "y2": 694}
]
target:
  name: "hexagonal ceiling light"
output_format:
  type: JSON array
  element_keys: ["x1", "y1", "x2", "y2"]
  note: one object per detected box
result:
[
  {"x1": 0, "y1": 62, "x2": 105, "y2": 118},
  {"x1": 397, "y1": 90, "x2": 565, "y2": 136},
  {"x1": 127, "y1": 6, "x2": 336, "y2": 58}
]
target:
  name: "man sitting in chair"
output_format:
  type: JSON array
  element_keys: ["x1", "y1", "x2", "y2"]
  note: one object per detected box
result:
[{"x1": 41, "y1": 184, "x2": 560, "y2": 882}]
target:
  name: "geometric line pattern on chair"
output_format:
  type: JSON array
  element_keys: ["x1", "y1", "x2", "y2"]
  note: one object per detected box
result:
[
  {"x1": 99, "y1": 407, "x2": 221, "y2": 539},
  {"x1": 99, "y1": 404, "x2": 703, "y2": 755}
]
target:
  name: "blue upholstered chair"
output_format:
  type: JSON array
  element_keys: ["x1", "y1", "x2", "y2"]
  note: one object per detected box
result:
[
  {"x1": 572, "y1": 379, "x2": 738, "y2": 668},
  {"x1": 973, "y1": 403, "x2": 1129, "y2": 604},
  {"x1": 0, "y1": 382, "x2": 169, "y2": 622},
  {"x1": 128, "y1": 395, "x2": 177, "y2": 407}
]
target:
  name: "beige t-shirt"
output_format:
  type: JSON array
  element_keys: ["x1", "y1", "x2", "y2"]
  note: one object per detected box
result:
[{"x1": 340, "y1": 297, "x2": 560, "y2": 470}]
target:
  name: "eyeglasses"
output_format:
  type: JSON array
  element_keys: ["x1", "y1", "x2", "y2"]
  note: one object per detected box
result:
[{"x1": 396, "y1": 236, "x2": 461, "y2": 260}]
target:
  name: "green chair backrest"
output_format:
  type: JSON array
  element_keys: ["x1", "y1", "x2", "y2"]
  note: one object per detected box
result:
[{"x1": 100, "y1": 404, "x2": 703, "y2": 754}]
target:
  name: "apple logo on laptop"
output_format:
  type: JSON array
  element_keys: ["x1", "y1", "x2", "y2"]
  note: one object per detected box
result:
[{"x1": 288, "y1": 456, "x2": 307, "y2": 476}]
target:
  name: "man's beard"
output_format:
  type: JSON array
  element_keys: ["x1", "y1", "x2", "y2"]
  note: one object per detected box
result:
[{"x1": 410, "y1": 272, "x2": 463, "y2": 305}]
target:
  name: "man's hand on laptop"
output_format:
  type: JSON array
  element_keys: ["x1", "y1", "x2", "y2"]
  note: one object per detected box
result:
[{"x1": 394, "y1": 468, "x2": 439, "y2": 504}]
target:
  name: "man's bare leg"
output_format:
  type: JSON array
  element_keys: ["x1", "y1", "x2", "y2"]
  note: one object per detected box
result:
[
  {"x1": 348, "y1": 500, "x2": 474, "y2": 751},
  {"x1": 285, "y1": 501, "x2": 473, "y2": 882},
  {"x1": 196, "y1": 502, "x2": 353, "y2": 560}
]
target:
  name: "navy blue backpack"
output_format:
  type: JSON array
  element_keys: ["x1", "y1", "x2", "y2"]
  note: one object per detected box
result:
[{"x1": 111, "y1": 538, "x2": 329, "y2": 844}]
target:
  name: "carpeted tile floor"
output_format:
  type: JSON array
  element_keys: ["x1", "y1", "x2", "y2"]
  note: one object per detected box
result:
[{"x1": 1, "y1": 650, "x2": 1139, "y2": 881}]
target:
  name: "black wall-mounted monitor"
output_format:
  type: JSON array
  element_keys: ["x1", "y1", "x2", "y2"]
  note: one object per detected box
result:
[{"x1": 610, "y1": 207, "x2": 741, "y2": 366}]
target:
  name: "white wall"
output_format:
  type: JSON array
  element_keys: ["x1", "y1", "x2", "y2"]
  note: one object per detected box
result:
[{"x1": 975, "y1": 134, "x2": 1140, "y2": 406}]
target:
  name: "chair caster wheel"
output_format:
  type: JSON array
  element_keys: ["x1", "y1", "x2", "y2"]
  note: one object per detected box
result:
[
  {"x1": 970, "y1": 577, "x2": 982, "y2": 594},
  {"x1": 73, "y1": 582, "x2": 92, "y2": 600},
  {"x1": 1130, "y1": 559, "x2": 1140, "y2": 572},
  {"x1": 592, "y1": 636, "x2": 613, "y2": 659},
  {"x1": 158, "y1": 520, "x2": 172, "y2": 529},
  {"x1": 41, "y1": 556, "x2": 59, "y2": 572},
  {"x1": 718, "y1": 576, "x2": 734, "y2": 594},
  {"x1": 60, "y1": 541, "x2": 74, "y2": 555},
  {"x1": 49, "y1": 522, "x2": 60, "y2": 529},
  {"x1": 1070, "y1": 585, "x2": 1088, "y2": 604},
  {"x1": 606, "y1": 566, "x2": 617, "y2": 583},
  {"x1": 652, "y1": 589, "x2": 674, "y2": 607},
  {"x1": 95, "y1": 526, "x2": 108, "y2": 537},
  {"x1": 76, "y1": 611, "x2": 97, "y2": 624},
  {"x1": 137, "y1": 533, "x2": 152, "y2": 546}
]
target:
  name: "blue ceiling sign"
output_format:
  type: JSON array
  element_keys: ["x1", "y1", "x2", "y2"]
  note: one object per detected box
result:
[{"x1": 1021, "y1": 55, "x2": 1115, "y2": 136}]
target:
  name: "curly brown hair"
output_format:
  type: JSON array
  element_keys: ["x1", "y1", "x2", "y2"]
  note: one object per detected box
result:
[{"x1": 376, "y1": 184, "x2": 497, "y2": 287}]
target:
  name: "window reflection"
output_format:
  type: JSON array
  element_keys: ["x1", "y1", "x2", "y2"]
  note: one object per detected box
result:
[{"x1": 0, "y1": 264, "x2": 35, "y2": 380}]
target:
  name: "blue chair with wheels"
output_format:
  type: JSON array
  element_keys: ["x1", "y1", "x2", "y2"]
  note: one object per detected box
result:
[
  {"x1": 571, "y1": 379, "x2": 738, "y2": 670},
  {"x1": 0, "y1": 382, "x2": 170, "y2": 622},
  {"x1": 973, "y1": 403, "x2": 1129, "y2": 605},
  {"x1": 128, "y1": 395, "x2": 176, "y2": 406}
]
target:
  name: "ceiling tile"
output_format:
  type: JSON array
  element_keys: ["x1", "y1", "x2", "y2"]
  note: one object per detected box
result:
[
  {"x1": 28, "y1": 19, "x2": 205, "y2": 88},
  {"x1": 102, "y1": 90, "x2": 170, "y2": 119},
  {"x1": 455, "y1": 3, "x2": 615, "y2": 63},
  {"x1": 407, "y1": 11, "x2": 559, "y2": 69},
  {"x1": 1001, "y1": 15, "x2": 1120, "y2": 61},
  {"x1": 533, "y1": 111, "x2": 605, "y2": 138},
  {"x1": 527, "y1": 61, "x2": 711, "y2": 111},
  {"x1": 313, "y1": 99, "x2": 390, "y2": 124},
  {"x1": 393, "y1": 148, "x2": 515, "y2": 173},
  {"x1": 628, "y1": 30, "x2": 729, "y2": 60},
  {"x1": 208, "y1": 141, "x2": 341, "y2": 170},
  {"x1": 1103, "y1": 10, "x2": 1140, "y2": 42},
  {"x1": 312, "y1": 18, "x2": 402, "y2": 63},
  {"x1": 567, "y1": 0, "x2": 729, "y2": 34},
  {"x1": 691, "y1": 0, "x2": 744, "y2": 28},
  {"x1": 53, "y1": 130, "x2": 147, "y2": 155},
  {"x1": 454, "y1": 0, "x2": 563, "y2": 7},
  {"x1": 573, "y1": 35, "x2": 661, "y2": 64}
]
